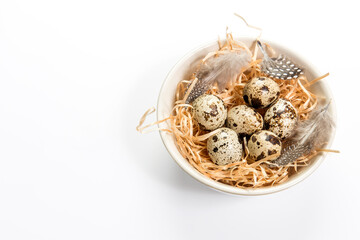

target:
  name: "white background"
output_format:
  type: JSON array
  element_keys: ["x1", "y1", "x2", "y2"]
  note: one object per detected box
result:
[{"x1": 0, "y1": 0, "x2": 359, "y2": 239}]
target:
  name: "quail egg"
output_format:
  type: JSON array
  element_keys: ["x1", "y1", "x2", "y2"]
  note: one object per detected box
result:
[
  {"x1": 207, "y1": 128, "x2": 243, "y2": 165},
  {"x1": 243, "y1": 77, "x2": 280, "y2": 108},
  {"x1": 226, "y1": 105, "x2": 263, "y2": 135},
  {"x1": 264, "y1": 98, "x2": 298, "y2": 139},
  {"x1": 192, "y1": 94, "x2": 227, "y2": 131},
  {"x1": 247, "y1": 130, "x2": 282, "y2": 161}
]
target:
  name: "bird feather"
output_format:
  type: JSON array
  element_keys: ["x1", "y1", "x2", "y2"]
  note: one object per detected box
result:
[
  {"x1": 271, "y1": 102, "x2": 334, "y2": 166},
  {"x1": 257, "y1": 40, "x2": 304, "y2": 80},
  {"x1": 185, "y1": 51, "x2": 251, "y2": 103}
]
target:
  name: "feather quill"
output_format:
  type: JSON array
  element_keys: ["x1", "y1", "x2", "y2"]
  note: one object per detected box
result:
[
  {"x1": 271, "y1": 102, "x2": 334, "y2": 166},
  {"x1": 185, "y1": 51, "x2": 251, "y2": 103}
]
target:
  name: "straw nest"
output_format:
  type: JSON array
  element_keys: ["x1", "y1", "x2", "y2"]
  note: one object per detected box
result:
[
  {"x1": 137, "y1": 32, "x2": 334, "y2": 189},
  {"x1": 169, "y1": 33, "x2": 330, "y2": 188}
]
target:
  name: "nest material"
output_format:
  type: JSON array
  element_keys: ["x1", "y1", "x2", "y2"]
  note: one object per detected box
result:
[
  {"x1": 136, "y1": 32, "x2": 336, "y2": 188},
  {"x1": 168, "y1": 34, "x2": 326, "y2": 188}
]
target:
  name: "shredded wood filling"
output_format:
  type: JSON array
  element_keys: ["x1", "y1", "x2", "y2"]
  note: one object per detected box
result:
[
  {"x1": 169, "y1": 34, "x2": 326, "y2": 188},
  {"x1": 137, "y1": 33, "x2": 335, "y2": 189}
]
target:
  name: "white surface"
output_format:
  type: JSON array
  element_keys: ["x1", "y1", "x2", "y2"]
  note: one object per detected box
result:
[{"x1": 0, "y1": 1, "x2": 358, "y2": 239}]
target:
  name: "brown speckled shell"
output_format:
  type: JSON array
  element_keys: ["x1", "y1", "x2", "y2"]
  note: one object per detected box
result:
[
  {"x1": 247, "y1": 130, "x2": 282, "y2": 161},
  {"x1": 243, "y1": 77, "x2": 280, "y2": 109},
  {"x1": 226, "y1": 105, "x2": 263, "y2": 135},
  {"x1": 192, "y1": 94, "x2": 227, "y2": 131},
  {"x1": 207, "y1": 128, "x2": 242, "y2": 165},
  {"x1": 264, "y1": 98, "x2": 298, "y2": 139}
]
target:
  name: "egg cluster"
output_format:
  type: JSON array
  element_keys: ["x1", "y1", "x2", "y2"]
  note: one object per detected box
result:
[{"x1": 191, "y1": 77, "x2": 298, "y2": 165}]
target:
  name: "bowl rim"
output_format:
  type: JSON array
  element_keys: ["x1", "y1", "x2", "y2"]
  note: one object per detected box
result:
[{"x1": 157, "y1": 36, "x2": 337, "y2": 196}]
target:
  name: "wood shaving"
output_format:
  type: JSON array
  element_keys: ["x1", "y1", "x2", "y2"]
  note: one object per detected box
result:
[
  {"x1": 137, "y1": 33, "x2": 334, "y2": 189},
  {"x1": 168, "y1": 33, "x2": 324, "y2": 188}
]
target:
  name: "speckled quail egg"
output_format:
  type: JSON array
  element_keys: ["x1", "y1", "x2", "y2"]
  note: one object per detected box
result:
[
  {"x1": 207, "y1": 128, "x2": 243, "y2": 165},
  {"x1": 226, "y1": 105, "x2": 263, "y2": 135},
  {"x1": 247, "y1": 130, "x2": 282, "y2": 161},
  {"x1": 264, "y1": 98, "x2": 298, "y2": 139},
  {"x1": 192, "y1": 94, "x2": 227, "y2": 131},
  {"x1": 243, "y1": 77, "x2": 280, "y2": 109}
]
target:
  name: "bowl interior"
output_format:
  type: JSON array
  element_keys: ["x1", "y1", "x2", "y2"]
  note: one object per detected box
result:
[{"x1": 157, "y1": 37, "x2": 336, "y2": 195}]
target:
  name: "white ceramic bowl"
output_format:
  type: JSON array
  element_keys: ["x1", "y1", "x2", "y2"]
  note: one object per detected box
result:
[{"x1": 157, "y1": 37, "x2": 336, "y2": 195}]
